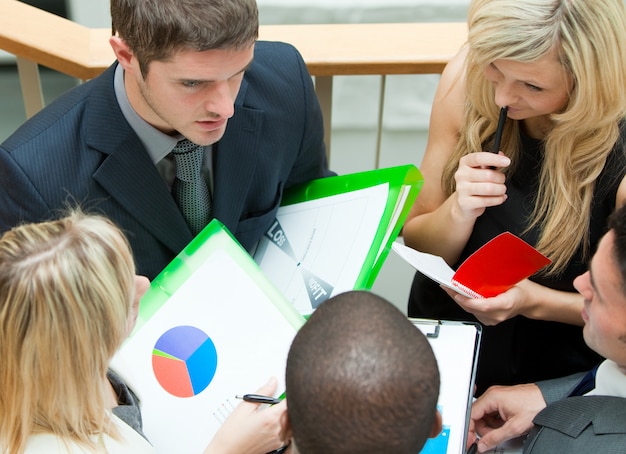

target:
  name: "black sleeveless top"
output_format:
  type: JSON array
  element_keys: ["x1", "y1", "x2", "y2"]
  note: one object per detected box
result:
[{"x1": 408, "y1": 125, "x2": 626, "y2": 395}]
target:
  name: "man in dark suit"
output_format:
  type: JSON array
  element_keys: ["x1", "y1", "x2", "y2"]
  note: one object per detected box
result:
[
  {"x1": 0, "y1": 0, "x2": 332, "y2": 279},
  {"x1": 468, "y1": 204, "x2": 626, "y2": 453}
]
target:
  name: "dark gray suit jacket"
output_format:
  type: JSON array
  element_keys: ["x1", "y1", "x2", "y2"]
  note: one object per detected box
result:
[
  {"x1": 0, "y1": 41, "x2": 332, "y2": 279},
  {"x1": 522, "y1": 374, "x2": 626, "y2": 453}
]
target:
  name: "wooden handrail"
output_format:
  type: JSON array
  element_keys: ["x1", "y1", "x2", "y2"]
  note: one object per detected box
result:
[
  {"x1": 0, "y1": 0, "x2": 467, "y2": 163},
  {"x1": 0, "y1": 0, "x2": 466, "y2": 79},
  {"x1": 0, "y1": 0, "x2": 112, "y2": 81},
  {"x1": 261, "y1": 23, "x2": 466, "y2": 76}
]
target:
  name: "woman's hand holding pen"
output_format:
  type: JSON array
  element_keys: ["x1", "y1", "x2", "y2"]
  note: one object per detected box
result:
[
  {"x1": 451, "y1": 152, "x2": 511, "y2": 222},
  {"x1": 204, "y1": 377, "x2": 290, "y2": 454}
]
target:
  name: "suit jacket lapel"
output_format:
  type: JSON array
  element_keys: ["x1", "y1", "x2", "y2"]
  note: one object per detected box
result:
[
  {"x1": 212, "y1": 81, "x2": 264, "y2": 232},
  {"x1": 93, "y1": 135, "x2": 192, "y2": 254},
  {"x1": 533, "y1": 395, "x2": 626, "y2": 437},
  {"x1": 84, "y1": 71, "x2": 192, "y2": 254}
]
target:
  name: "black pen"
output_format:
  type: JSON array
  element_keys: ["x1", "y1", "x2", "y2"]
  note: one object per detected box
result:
[
  {"x1": 266, "y1": 441, "x2": 291, "y2": 454},
  {"x1": 467, "y1": 442, "x2": 478, "y2": 454},
  {"x1": 235, "y1": 393, "x2": 282, "y2": 405},
  {"x1": 492, "y1": 106, "x2": 508, "y2": 153}
]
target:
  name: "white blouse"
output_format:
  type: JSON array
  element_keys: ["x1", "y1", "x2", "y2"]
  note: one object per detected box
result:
[{"x1": 21, "y1": 414, "x2": 155, "y2": 453}]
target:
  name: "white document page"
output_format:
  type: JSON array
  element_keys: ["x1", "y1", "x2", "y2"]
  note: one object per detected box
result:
[
  {"x1": 392, "y1": 241, "x2": 475, "y2": 298},
  {"x1": 254, "y1": 183, "x2": 389, "y2": 314},
  {"x1": 111, "y1": 248, "x2": 300, "y2": 454},
  {"x1": 414, "y1": 321, "x2": 480, "y2": 454}
]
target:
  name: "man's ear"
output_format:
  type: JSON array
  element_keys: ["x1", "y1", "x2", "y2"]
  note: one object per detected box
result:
[
  {"x1": 429, "y1": 410, "x2": 443, "y2": 439},
  {"x1": 280, "y1": 408, "x2": 292, "y2": 440},
  {"x1": 109, "y1": 36, "x2": 135, "y2": 70},
  {"x1": 280, "y1": 409, "x2": 296, "y2": 453}
]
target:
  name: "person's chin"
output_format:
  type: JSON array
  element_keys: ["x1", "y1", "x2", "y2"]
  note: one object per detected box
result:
[{"x1": 581, "y1": 329, "x2": 595, "y2": 351}]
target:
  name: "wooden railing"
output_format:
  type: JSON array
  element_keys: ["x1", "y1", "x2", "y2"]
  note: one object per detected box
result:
[{"x1": 0, "y1": 0, "x2": 467, "y2": 163}]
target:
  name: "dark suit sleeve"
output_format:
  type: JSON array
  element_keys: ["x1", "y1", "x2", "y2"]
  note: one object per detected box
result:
[
  {"x1": 525, "y1": 396, "x2": 626, "y2": 453},
  {"x1": 0, "y1": 146, "x2": 52, "y2": 232},
  {"x1": 535, "y1": 372, "x2": 586, "y2": 405}
]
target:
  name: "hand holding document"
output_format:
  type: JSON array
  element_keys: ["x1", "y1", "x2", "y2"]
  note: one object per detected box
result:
[
  {"x1": 111, "y1": 221, "x2": 305, "y2": 453},
  {"x1": 393, "y1": 232, "x2": 551, "y2": 299}
]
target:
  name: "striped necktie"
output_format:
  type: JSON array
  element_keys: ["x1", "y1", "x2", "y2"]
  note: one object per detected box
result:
[{"x1": 171, "y1": 139, "x2": 212, "y2": 235}]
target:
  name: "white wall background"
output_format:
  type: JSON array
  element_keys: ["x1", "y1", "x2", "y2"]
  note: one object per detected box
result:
[{"x1": 66, "y1": 0, "x2": 470, "y2": 311}]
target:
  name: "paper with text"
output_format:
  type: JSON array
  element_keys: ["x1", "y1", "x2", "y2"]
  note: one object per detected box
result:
[{"x1": 254, "y1": 184, "x2": 388, "y2": 314}]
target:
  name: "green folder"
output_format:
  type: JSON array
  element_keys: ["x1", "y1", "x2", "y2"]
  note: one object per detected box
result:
[
  {"x1": 113, "y1": 219, "x2": 304, "y2": 453},
  {"x1": 253, "y1": 164, "x2": 423, "y2": 313},
  {"x1": 132, "y1": 219, "x2": 305, "y2": 334}
]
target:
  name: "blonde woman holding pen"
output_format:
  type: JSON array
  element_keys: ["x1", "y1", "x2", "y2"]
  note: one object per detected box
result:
[{"x1": 403, "y1": 0, "x2": 626, "y2": 395}]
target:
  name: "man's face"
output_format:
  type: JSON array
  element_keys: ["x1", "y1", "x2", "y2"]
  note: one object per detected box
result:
[
  {"x1": 574, "y1": 231, "x2": 626, "y2": 370},
  {"x1": 125, "y1": 44, "x2": 255, "y2": 145}
]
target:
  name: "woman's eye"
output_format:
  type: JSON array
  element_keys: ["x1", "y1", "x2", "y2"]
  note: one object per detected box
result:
[{"x1": 525, "y1": 83, "x2": 542, "y2": 92}]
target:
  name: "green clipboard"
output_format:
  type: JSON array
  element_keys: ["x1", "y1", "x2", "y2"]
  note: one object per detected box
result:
[
  {"x1": 254, "y1": 164, "x2": 423, "y2": 313},
  {"x1": 131, "y1": 219, "x2": 305, "y2": 334},
  {"x1": 112, "y1": 219, "x2": 305, "y2": 453}
]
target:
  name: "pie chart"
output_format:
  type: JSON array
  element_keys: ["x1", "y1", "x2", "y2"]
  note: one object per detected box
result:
[{"x1": 152, "y1": 325, "x2": 218, "y2": 397}]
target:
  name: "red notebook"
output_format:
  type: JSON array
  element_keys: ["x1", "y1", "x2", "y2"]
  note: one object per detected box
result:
[{"x1": 392, "y1": 232, "x2": 551, "y2": 299}]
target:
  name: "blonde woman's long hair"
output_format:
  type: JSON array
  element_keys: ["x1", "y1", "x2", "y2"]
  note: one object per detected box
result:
[
  {"x1": 443, "y1": 0, "x2": 626, "y2": 274},
  {"x1": 0, "y1": 212, "x2": 136, "y2": 453}
]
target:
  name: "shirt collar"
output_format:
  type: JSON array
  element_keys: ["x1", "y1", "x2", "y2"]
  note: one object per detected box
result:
[
  {"x1": 588, "y1": 359, "x2": 626, "y2": 398},
  {"x1": 113, "y1": 64, "x2": 179, "y2": 163}
]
